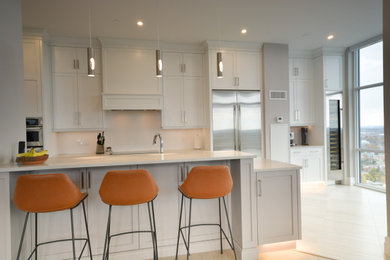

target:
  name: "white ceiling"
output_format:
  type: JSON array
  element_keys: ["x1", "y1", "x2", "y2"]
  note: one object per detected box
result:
[{"x1": 22, "y1": 0, "x2": 382, "y2": 50}]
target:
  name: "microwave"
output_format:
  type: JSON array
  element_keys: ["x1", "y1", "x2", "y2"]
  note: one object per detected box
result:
[{"x1": 26, "y1": 117, "x2": 43, "y2": 148}]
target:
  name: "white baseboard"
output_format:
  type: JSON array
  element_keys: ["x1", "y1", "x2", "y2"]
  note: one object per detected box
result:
[
  {"x1": 385, "y1": 236, "x2": 390, "y2": 256},
  {"x1": 344, "y1": 176, "x2": 355, "y2": 185}
]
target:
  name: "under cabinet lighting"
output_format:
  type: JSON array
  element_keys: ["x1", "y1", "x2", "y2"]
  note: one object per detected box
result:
[{"x1": 217, "y1": 52, "x2": 223, "y2": 78}]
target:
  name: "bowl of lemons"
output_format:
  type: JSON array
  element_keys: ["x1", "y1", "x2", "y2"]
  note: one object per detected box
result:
[{"x1": 16, "y1": 148, "x2": 49, "y2": 165}]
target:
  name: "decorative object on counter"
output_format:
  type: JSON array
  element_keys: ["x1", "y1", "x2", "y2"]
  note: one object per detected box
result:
[
  {"x1": 289, "y1": 132, "x2": 296, "y2": 146},
  {"x1": 16, "y1": 148, "x2": 49, "y2": 165},
  {"x1": 301, "y1": 127, "x2": 309, "y2": 145},
  {"x1": 105, "y1": 146, "x2": 113, "y2": 155},
  {"x1": 87, "y1": 0, "x2": 95, "y2": 77},
  {"x1": 96, "y1": 131, "x2": 105, "y2": 154}
]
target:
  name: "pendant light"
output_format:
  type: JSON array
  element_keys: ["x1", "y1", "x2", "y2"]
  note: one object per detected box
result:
[
  {"x1": 155, "y1": 0, "x2": 162, "y2": 77},
  {"x1": 87, "y1": 0, "x2": 95, "y2": 77},
  {"x1": 216, "y1": 5, "x2": 223, "y2": 78}
]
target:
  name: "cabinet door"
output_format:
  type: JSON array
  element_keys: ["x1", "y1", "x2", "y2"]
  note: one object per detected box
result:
[
  {"x1": 163, "y1": 52, "x2": 183, "y2": 77},
  {"x1": 294, "y1": 59, "x2": 313, "y2": 80},
  {"x1": 294, "y1": 80, "x2": 313, "y2": 125},
  {"x1": 78, "y1": 74, "x2": 103, "y2": 129},
  {"x1": 162, "y1": 77, "x2": 184, "y2": 128},
  {"x1": 183, "y1": 53, "x2": 203, "y2": 77},
  {"x1": 34, "y1": 169, "x2": 85, "y2": 259},
  {"x1": 23, "y1": 39, "x2": 41, "y2": 80},
  {"x1": 183, "y1": 161, "x2": 228, "y2": 242},
  {"x1": 53, "y1": 47, "x2": 77, "y2": 74},
  {"x1": 183, "y1": 78, "x2": 205, "y2": 128},
  {"x1": 53, "y1": 74, "x2": 78, "y2": 130},
  {"x1": 77, "y1": 48, "x2": 102, "y2": 75},
  {"x1": 139, "y1": 164, "x2": 181, "y2": 248},
  {"x1": 236, "y1": 51, "x2": 260, "y2": 90},
  {"x1": 305, "y1": 156, "x2": 322, "y2": 182},
  {"x1": 87, "y1": 166, "x2": 139, "y2": 255},
  {"x1": 24, "y1": 80, "x2": 42, "y2": 117},
  {"x1": 257, "y1": 170, "x2": 300, "y2": 244},
  {"x1": 289, "y1": 80, "x2": 296, "y2": 123},
  {"x1": 324, "y1": 56, "x2": 342, "y2": 91},
  {"x1": 103, "y1": 48, "x2": 161, "y2": 95},
  {"x1": 212, "y1": 51, "x2": 235, "y2": 90},
  {"x1": 290, "y1": 150, "x2": 306, "y2": 181}
]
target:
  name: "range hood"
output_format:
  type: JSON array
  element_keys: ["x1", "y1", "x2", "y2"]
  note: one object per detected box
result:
[{"x1": 102, "y1": 93, "x2": 163, "y2": 110}]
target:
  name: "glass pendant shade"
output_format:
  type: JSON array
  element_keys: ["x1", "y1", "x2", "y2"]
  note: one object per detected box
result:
[
  {"x1": 87, "y1": 47, "x2": 95, "y2": 77},
  {"x1": 217, "y1": 52, "x2": 223, "y2": 78},
  {"x1": 156, "y1": 49, "x2": 163, "y2": 77}
]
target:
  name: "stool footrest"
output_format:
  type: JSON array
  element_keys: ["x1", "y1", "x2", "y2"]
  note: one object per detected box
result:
[
  {"x1": 27, "y1": 238, "x2": 89, "y2": 260},
  {"x1": 110, "y1": 230, "x2": 154, "y2": 239}
]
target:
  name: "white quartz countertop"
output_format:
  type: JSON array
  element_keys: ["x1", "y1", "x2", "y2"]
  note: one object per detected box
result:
[
  {"x1": 0, "y1": 150, "x2": 256, "y2": 173},
  {"x1": 254, "y1": 158, "x2": 301, "y2": 172}
]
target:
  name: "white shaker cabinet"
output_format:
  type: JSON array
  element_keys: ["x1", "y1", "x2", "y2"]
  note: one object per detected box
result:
[
  {"x1": 257, "y1": 169, "x2": 301, "y2": 244},
  {"x1": 23, "y1": 38, "x2": 42, "y2": 117},
  {"x1": 290, "y1": 146, "x2": 324, "y2": 183},
  {"x1": 324, "y1": 56, "x2": 343, "y2": 92},
  {"x1": 52, "y1": 46, "x2": 103, "y2": 131},
  {"x1": 211, "y1": 50, "x2": 261, "y2": 90},
  {"x1": 162, "y1": 52, "x2": 205, "y2": 129}
]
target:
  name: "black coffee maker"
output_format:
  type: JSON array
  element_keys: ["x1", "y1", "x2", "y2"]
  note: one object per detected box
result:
[{"x1": 301, "y1": 127, "x2": 309, "y2": 145}]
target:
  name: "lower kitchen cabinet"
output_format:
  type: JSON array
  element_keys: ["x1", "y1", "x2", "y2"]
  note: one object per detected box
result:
[
  {"x1": 290, "y1": 146, "x2": 324, "y2": 182},
  {"x1": 256, "y1": 169, "x2": 301, "y2": 244},
  {"x1": 87, "y1": 166, "x2": 139, "y2": 255}
]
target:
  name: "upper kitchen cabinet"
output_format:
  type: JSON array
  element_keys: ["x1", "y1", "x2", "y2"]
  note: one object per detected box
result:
[
  {"x1": 289, "y1": 58, "x2": 313, "y2": 80},
  {"x1": 163, "y1": 52, "x2": 203, "y2": 77},
  {"x1": 323, "y1": 56, "x2": 343, "y2": 92},
  {"x1": 102, "y1": 48, "x2": 161, "y2": 95},
  {"x1": 23, "y1": 38, "x2": 42, "y2": 117},
  {"x1": 210, "y1": 50, "x2": 261, "y2": 90},
  {"x1": 52, "y1": 46, "x2": 103, "y2": 131},
  {"x1": 162, "y1": 51, "x2": 205, "y2": 129}
]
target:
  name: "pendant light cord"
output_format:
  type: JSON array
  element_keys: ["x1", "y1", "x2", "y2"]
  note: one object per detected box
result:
[
  {"x1": 156, "y1": 0, "x2": 160, "y2": 50},
  {"x1": 88, "y1": 0, "x2": 92, "y2": 48},
  {"x1": 217, "y1": 0, "x2": 221, "y2": 51}
]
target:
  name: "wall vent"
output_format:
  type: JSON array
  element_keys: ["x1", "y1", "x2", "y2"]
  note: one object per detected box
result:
[{"x1": 269, "y1": 90, "x2": 287, "y2": 101}]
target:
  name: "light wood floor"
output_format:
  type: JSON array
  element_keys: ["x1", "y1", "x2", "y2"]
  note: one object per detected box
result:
[{"x1": 297, "y1": 183, "x2": 389, "y2": 260}]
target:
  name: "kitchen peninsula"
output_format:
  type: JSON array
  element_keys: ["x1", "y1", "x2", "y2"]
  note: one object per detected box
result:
[{"x1": 0, "y1": 151, "x2": 301, "y2": 260}]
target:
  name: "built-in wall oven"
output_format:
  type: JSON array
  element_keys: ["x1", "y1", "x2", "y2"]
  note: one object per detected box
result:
[{"x1": 26, "y1": 117, "x2": 44, "y2": 149}]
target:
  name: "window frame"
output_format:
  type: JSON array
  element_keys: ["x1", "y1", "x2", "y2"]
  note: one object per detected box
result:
[{"x1": 351, "y1": 36, "x2": 384, "y2": 190}]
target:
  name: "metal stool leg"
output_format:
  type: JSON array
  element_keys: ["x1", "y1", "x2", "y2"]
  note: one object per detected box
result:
[
  {"x1": 222, "y1": 197, "x2": 237, "y2": 260},
  {"x1": 187, "y1": 198, "x2": 192, "y2": 260},
  {"x1": 82, "y1": 201, "x2": 93, "y2": 259},
  {"x1": 151, "y1": 201, "x2": 158, "y2": 260},
  {"x1": 103, "y1": 205, "x2": 112, "y2": 260},
  {"x1": 16, "y1": 212, "x2": 30, "y2": 260},
  {"x1": 35, "y1": 213, "x2": 38, "y2": 260},
  {"x1": 175, "y1": 194, "x2": 184, "y2": 260},
  {"x1": 218, "y1": 198, "x2": 223, "y2": 254},
  {"x1": 70, "y1": 209, "x2": 76, "y2": 260},
  {"x1": 147, "y1": 202, "x2": 157, "y2": 260}
]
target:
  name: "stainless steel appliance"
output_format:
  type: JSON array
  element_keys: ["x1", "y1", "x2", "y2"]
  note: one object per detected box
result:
[
  {"x1": 26, "y1": 117, "x2": 44, "y2": 148},
  {"x1": 290, "y1": 132, "x2": 296, "y2": 146},
  {"x1": 212, "y1": 90, "x2": 262, "y2": 157}
]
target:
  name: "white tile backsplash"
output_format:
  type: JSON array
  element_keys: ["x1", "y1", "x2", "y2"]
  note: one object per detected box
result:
[{"x1": 56, "y1": 110, "x2": 205, "y2": 155}]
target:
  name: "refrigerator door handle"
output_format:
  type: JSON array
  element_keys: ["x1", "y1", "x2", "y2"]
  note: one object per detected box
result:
[
  {"x1": 233, "y1": 104, "x2": 237, "y2": 150},
  {"x1": 237, "y1": 104, "x2": 242, "y2": 151}
]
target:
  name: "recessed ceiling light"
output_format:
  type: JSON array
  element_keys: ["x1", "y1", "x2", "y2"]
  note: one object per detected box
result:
[
  {"x1": 241, "y1": 28, "x2": 247, "y2": 34},
  {"x1": 137, "y1": 20, "x2": 144, "y2": 27},
  {"x1": 327, "y1": 34, "x2": 334, "y2": 40}
]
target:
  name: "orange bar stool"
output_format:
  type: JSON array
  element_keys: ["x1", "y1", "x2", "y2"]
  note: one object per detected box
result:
[
  {"x1": 99, "y1": 169, "x2": 159, "y2": 260},
  {"x1": 175, "y1": 165, "x2": 237, "y2": 260},
  {"x1": 14, "y1": 173, "x2": 92, "y2": 260}
]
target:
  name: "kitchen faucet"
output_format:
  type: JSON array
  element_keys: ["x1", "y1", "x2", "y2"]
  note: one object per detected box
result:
[{"x1": 153, "y1": 133, "x2": 164, "y2": 153}]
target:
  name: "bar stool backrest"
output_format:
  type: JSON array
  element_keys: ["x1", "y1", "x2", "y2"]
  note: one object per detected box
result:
[
  {"x1": 180, "y1": 165, "x2": 233, "y2": 199},
  {"x1": 14, "y1": 173, "x2": 85, "y2": 213},
  {"x1": 99, "y1": 169, "x2": 159, "y2": 206}
]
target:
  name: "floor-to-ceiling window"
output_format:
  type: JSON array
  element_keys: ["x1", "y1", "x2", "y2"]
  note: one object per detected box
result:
[{"x1": 352, "y1": 39, "x2": 385, "y2": 190}]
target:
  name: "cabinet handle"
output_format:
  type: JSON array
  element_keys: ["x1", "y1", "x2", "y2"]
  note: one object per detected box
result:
[
  {"x1": 180, "y1": 166, "x2": 184, "y2": 182},
  {"x1": 78, "y1": 112, "x2": 81, "y2": 126},
  {"x1": 237, "y1": 77, "x2": 239, "y2": 86},
  {"x1": 257, "y1": 179, "x2": 262, "y2": 197},
  {"x1": 183, "y1": 64, "x2": 186, "y2": 73},
  {"x1": 76, "y1": 59, "x2": 80, "y2": 70},
  {"x1": 81, "y1": 171, "x2": 85, "y2": 189},
  {"x1": 294, "y1": 110, "x2": 298, "y2": 121},
  {"x1": 73, "y1": 60, "x2": 76, "y2": 69},
  {"x1": 88, "y1": 170, "x2": 91, "y2": 189},
  {"x1": 184, "y1": 111, "x2": 187, "y2": 123},
  {"x1": 185, "y1": 165, "x2": 189, "y2": 177}
]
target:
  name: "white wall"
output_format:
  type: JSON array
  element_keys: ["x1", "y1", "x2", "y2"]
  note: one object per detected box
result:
[
  {"x1": 0, "y1": 0, "x2": 25, "y2": 164},
  {"x1": 262, "y1": 43, "x2": 290, "y2": 160},
  {"x1": 56, "y1": 111, "x2": 204, "y2": 154}
]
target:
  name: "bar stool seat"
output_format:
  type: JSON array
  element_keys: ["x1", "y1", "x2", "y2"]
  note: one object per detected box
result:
[
  {"x1": 99, "y1": 169, "x2": 159, "y2": 260},
  {"x1": 14, "y1": 173, "x2": 92, "y2": 260},
  {"x1": 176, "y1": 165, "x2": 237, "y2": 260}
]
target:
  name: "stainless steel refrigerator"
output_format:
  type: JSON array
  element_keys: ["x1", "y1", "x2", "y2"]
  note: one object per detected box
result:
[{"x1": 212, "y1": 90, "x2": 262, "y2": 158}]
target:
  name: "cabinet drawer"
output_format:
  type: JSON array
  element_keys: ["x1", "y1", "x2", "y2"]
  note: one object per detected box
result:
[
  {"x1": 290, "y1": 149, "x2": 305, "y2": 157},
  {"x1": 307, "y1": 148, "x2": 322, "y2": 156}
]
